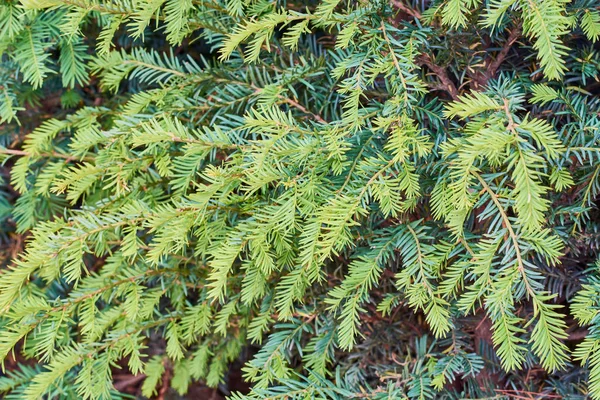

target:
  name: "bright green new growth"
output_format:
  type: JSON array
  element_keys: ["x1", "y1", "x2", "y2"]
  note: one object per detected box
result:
[{"x1": 1, "y1": 0, "x2": 600, "y2": 398}]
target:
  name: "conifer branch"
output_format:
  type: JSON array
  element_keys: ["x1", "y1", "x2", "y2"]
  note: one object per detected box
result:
[
  {"x1": 0, "y1": 147, "x2": 94, "y2": 162},
  {"x1": 473, "y1": 171, "x2": 535, "y2": 299},
  {"x1": 0, "y1": 0, "x2": 597, "y2": 397}
]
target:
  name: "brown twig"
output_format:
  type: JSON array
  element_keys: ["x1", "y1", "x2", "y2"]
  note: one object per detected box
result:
[
  {"x1": 389, "y1": 0, "x2": 422, "y2": 19},
  {"x1": 157, "y1": 362, "x2": 171, "y2": 400},
  {"x1": 470, "y1": 25, "x2": 521, "y2": 89},
  {"x1": 567, "y1": 328, "x2": 588, "y2": 341},
  {"x1": 494, "y1": 389, "x2": 561, "y2": 399},
  {"x1": 281, "y1": 97, "x2": 327, "y2": 124},
  {"x1": 487, "y1": 26, "x2": 521, "y2": 78},
  {"x1": 417, "y1": 54, "x2": 459, "y2": 100},
  {"x1": 113, "y1": 374, "x2": 146, "y2": 391}
]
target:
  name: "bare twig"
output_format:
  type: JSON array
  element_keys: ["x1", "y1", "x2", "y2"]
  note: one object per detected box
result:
[
  {"x1": 470, "y1": 25, "x2": 521, "y2": 89},
  {"x1": 389, "y1": 0, "x2": 422, "y2": 19},
  {"x1": 157, "y1": 362, "x2": 171, "y2": 400},
  {"x1": 113, "y1": 374, "x2": 146, "y2": 391},
  {"x1": 281, "y1": 97, "x2": 327, "y2": 124},
  {"x1": 487, "y1": 26, "x2": 521, "y2": 78},
  {"x1": 417, "y1": 54, "x2": 459, "y2": 100}
]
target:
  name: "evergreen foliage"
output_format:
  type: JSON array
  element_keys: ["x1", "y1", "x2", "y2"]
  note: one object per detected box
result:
[{"x1": 1, "y1": 0, "x2": 600, "y2": 398}]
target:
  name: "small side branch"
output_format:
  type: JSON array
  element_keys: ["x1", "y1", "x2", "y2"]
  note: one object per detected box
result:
[
  {"x1": 0, "y1": 147, "x2": 94, "y2": 163},
  {"x1": 390, "y1": 0, "x2": 422, "y2": 19},
  {"x1": 281, "y1": 97, "x2": 327, "y2": 124},
  {"x1": 487, "y1": 26, "x2": 521, "y2": 78},
  {"x1": 470, "y1": 26, "x2": 521, "y2": 89},
  {"x1": 417, "y1": 54, "x2": 459, "y2": 100}
]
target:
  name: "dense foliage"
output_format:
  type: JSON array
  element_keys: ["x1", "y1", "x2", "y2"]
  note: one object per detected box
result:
[{"x1": 2, "y1": 0, "x2": 600, "y2": 398}]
